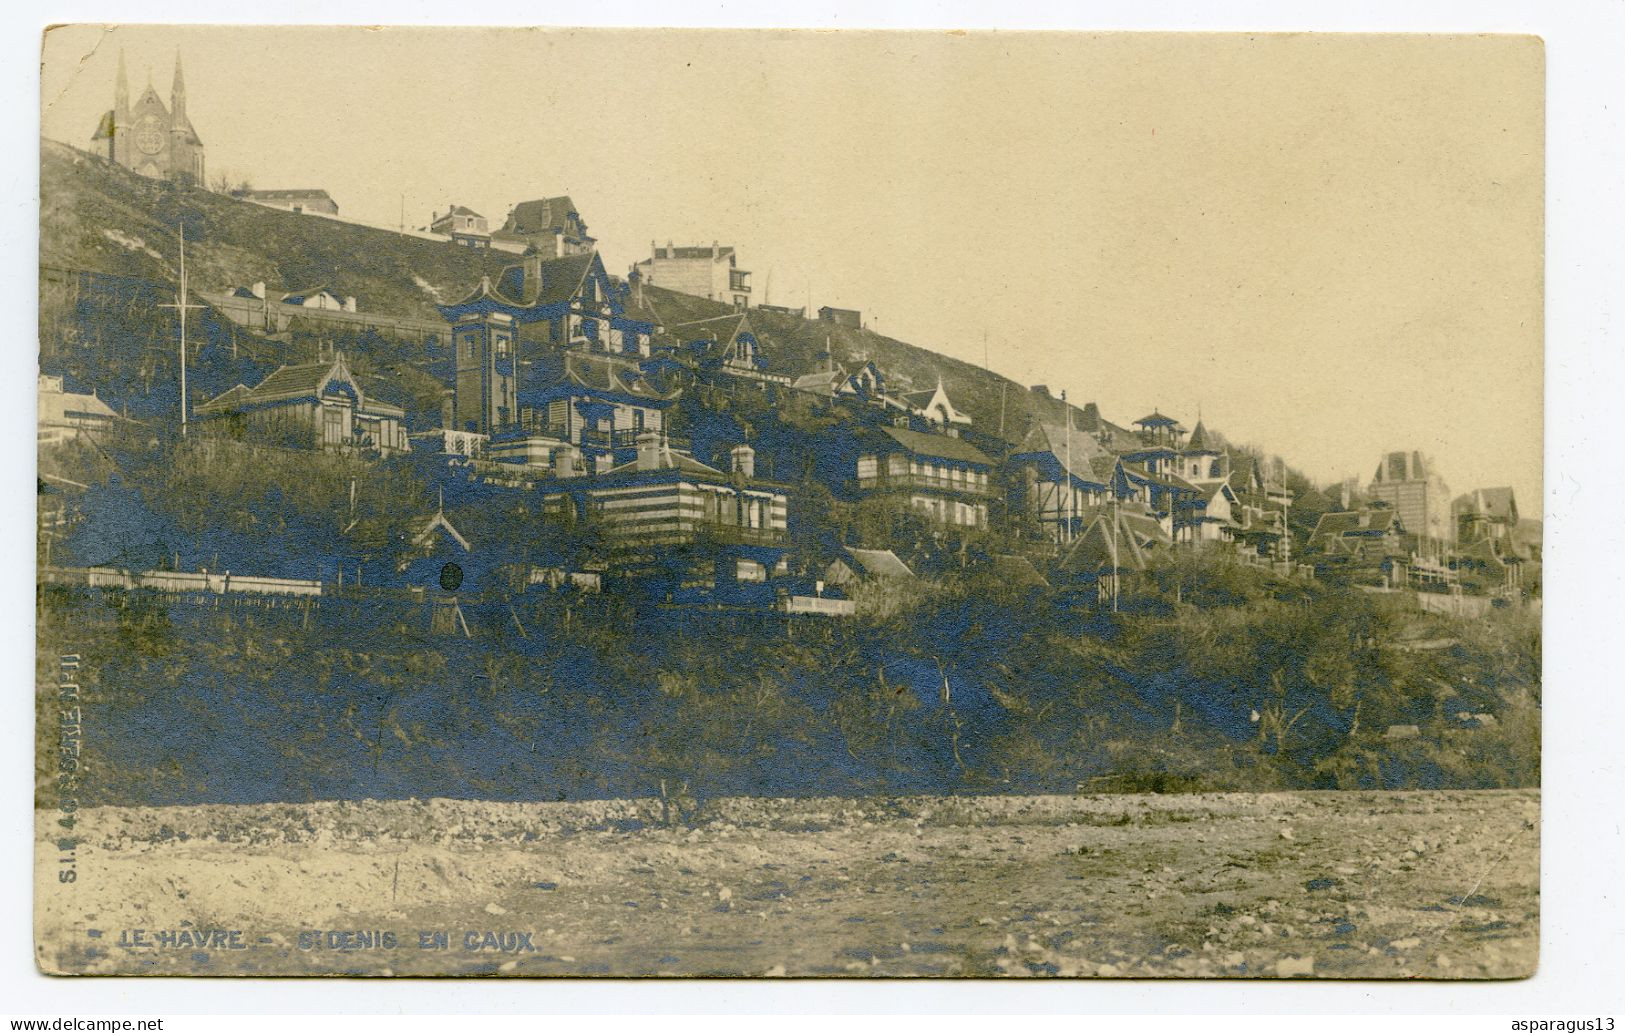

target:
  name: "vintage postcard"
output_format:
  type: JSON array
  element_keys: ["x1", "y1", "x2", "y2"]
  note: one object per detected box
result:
[{"x1": 34, "y1": 26, "x2": 1542, "y2": 978}]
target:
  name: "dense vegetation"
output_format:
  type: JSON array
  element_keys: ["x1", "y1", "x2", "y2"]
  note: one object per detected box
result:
[{"x1": 36, "y1": 541, "x2": 1539, "y2": 811}]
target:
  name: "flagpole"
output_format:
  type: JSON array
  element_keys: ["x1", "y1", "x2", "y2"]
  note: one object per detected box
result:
[{"x1": 1062, "y1": 389, "x2": 1073, "y2": 544}]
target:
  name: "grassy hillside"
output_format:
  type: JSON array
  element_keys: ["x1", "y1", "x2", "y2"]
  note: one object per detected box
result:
[
  {"x1": 43, "y1": 138, "x2": 1099, "y2": 447},
  {"x1": 41, "y1": 139, "x2": 512, "y2": 321}
]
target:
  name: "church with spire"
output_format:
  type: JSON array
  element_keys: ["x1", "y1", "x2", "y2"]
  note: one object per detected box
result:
[{"x1": 90, "y1": 50, "x2": 205, "y2": 183}]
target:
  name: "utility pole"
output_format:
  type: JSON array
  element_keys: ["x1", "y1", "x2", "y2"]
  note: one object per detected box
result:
[
  {"x1": 158, "y1": 223, "x2": 204, "y2": 437},
  {"x1": 1062, "y1": 389, "x2": 1073, "y2": 544}
]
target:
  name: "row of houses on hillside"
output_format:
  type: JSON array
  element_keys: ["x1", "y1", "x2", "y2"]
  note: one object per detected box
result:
[
  {"x1": 1302, "y1": 476, "x2": 1538, "y2": 595},
  {"x1": 177, "y1": 246, "x2": 1315, "y2": 608}
]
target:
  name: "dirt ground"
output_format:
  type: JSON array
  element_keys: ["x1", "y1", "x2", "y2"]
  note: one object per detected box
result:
[{"x1": 35, "y1": 789, "x2": 1538, "y2": 979}]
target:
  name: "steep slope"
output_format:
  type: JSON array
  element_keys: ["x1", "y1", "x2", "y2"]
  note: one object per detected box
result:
[
  {"x1": 42, "y1": 137, "x2": 1100, "y2": 446},
  {"x1": 41, "y1": 139, "x2": 512, "y2": 321},
  {"x1": 638, "y1": 286, "x2": 1094, "y2": 446}
]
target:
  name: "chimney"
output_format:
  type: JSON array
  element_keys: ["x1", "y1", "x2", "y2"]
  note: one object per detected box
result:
[
  {"x1": 712, "y1": 240, "x2": 719, "y2": 258},
  {"x1": 251, "y1": 281, "x2": 266, "y2": 300},
  {"x1": 731, "y1": 443, "x2": 756, "y2": 479},
  {"x1": 523, "y1": 250, "x2": 543, "y2": 293},
  {"x1": 553, "y1": 445, "x2": 578, "y2": 480},
  {"x1": 636, "y1": 431, "x2": 662, "y2": 472}
]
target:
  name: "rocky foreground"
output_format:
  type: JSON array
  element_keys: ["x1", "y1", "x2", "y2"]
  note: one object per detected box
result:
[{"x1": 36, "y1": 789, "x2": 1538, "y2": 978}]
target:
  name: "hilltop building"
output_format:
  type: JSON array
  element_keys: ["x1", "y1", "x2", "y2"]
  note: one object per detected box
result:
[
  {"x1": 90, "y1": 50, "x2": 204, "y2": 183},
  {"x1": 633, "y1": 243, "x2": 751, "y2": 309},
  {"x1": 1368, "y1": 451, "x2": 1453, "y2": 553},
  {"x1": 429, "y1": 205, "x2": 492, "y2": 248},
  {"x1": 197, "y1": 352, "x2": 408, "y2": 454},
  {"x1": 493, "y1": 197, "x2": 595, "y2": 257},
  {"x1": 234, "y1": 189, "x2": 339, "y2": 216}
]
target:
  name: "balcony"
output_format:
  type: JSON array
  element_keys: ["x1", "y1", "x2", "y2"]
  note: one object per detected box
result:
[
  {"x1": 855, "y1": 472, "x2": 996, "y2": 498},
  {"x1": 702, "y1": 524, "x2": 786, "y2": 547},
  {"x1": 581, "y1": 427, "x2": 643, "y2": 450}
]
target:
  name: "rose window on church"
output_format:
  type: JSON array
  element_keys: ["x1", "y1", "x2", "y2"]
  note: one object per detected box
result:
[{"x1": 134, "y1": 116, "x2": 164, "y2": 155}]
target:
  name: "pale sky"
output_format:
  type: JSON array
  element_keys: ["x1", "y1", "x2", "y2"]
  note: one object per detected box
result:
[{"x1": 40, "y1": 26, "x2": 1543, "y2": 506}]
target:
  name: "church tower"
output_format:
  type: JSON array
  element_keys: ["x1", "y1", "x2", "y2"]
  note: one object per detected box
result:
[
  {"x1": 90, "y1": 50, "x2": 204, "y2": 182},
  {"x1": 112, "y1": 50, "x2": 130, "y2": 165},
  {"x1": 167, "y1": 51, "x2": 204, "y2": 184}
]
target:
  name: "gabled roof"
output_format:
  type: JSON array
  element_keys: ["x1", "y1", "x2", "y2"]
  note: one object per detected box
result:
[
  {"x1": 604, "y1": 442, "x2": 722, "y2": 477},
  {"x1": 443, "y1": 205, "x2": 482, "y2": 218},
  {"x1": 842, "y1": 548, "x2": 916, "y2": 580},
  {"x1": 411, "y1": 510, "x2": 471, "y2": 552},
  {"x1": 499, "y1": 252, "x2": 600, "y2": 308},
  {"x1": 670, "y1": 313, "x2": 761, "y2": 365},
  {"x1": 791, "y1": 368, "x2": 846, "y2": 395},
  {"x1": 280, "y1": 285, "x2": 344, "y2": 305},
  {"x1": 38, "y1": 380, "x2": 120, "y2": 423},
  {"x1": 1307, "y1": 506, "x2": 1405, "y2": 552},
  {"x1": 1012, "y1": 421, "x2": 1108, "y2": 482},
  {"x1": 1089, "y1": 454, "x2": 1123, "y2": 483},
  {"x1": 198, "y1": 353, "x2": 405, "y2": 419},
  {"x1": 876, "y1": 425, "x2": 993, "y2": 467},
  {"x1": 901, "y1": 380, "x2": 972, "y2": 426},
  {"x1": 1228, "y1": 454, "x2": 1261, "y2": 493},
  {"x1": 195, "y1": 383, "x2": 249, "y2": 415},
  {"x1": 990, "y1": 554, "x2": 1049, "y2": 588},
  {"x1": 1058, "y1": 509, "x2": 1157, "y2": 575},
  {"x1": 1452, "y1": 487, "x2": 1518, "y2": 523}
]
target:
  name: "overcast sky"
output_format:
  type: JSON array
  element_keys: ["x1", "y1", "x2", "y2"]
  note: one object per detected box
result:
[{"x1": 41, "y1": 26, "x2": 1543, "y2": 505}]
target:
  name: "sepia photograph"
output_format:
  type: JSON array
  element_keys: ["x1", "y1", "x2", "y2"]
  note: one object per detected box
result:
[{"x1": 33, "y1": 25, "x2": 1544, "y2": 981}]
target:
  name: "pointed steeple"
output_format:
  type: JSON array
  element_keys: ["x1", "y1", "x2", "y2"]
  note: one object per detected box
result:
[
  {"x1": 170, "y1": 50, "x2": 187, "y2": 126},
  {"x1": 114, "y1": 49, "x2": 129, "y2": 120},
  {"x1": 1186, "y1": 419, "x2": 1212, "y2": 453}
]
